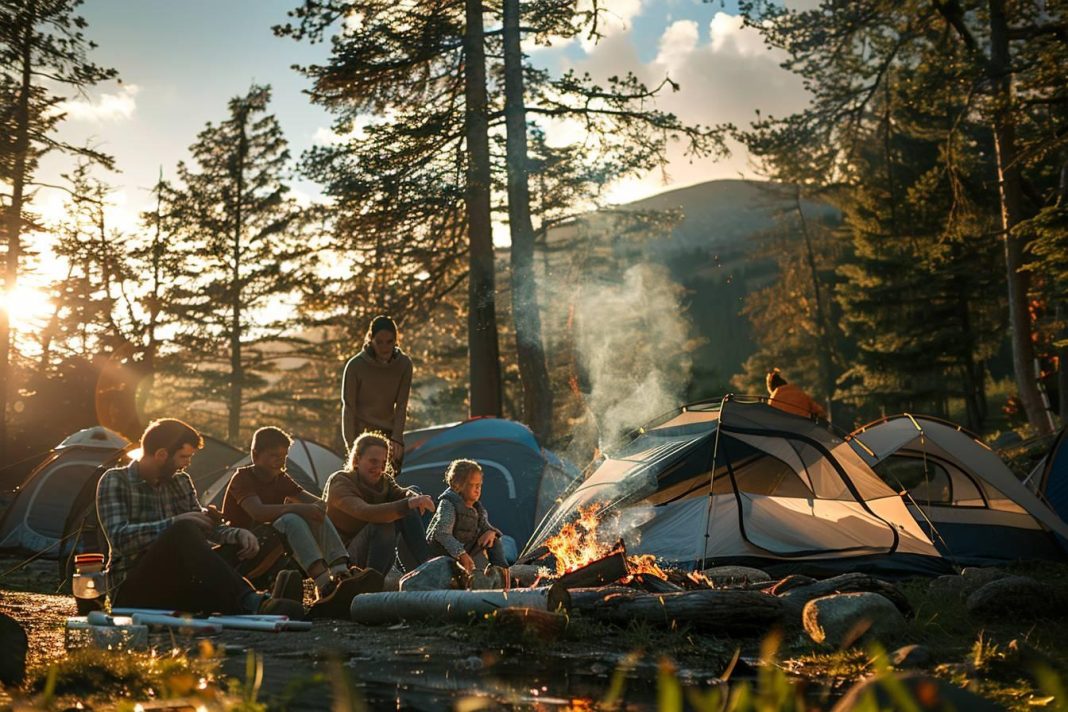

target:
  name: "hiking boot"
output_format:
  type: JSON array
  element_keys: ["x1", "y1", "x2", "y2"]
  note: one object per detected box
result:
[
  {"x1": 308, "y1": 568, "x2": 384, "y2": 620},
  {"x1": 272, "y1": 569, "x2": 304, "y2": 604},
  {"x1": 258, "y1": 596, "x2": 306, "y2": 620}
]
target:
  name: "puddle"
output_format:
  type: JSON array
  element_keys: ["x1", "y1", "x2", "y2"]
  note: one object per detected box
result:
[{"x1": 223, "y1": 646, "x2": 732, "y2": 710}]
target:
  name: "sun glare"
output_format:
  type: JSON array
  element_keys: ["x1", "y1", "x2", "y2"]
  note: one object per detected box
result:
[{"x1": 1, "y1": 285, "x2": 54, "y2": 331}]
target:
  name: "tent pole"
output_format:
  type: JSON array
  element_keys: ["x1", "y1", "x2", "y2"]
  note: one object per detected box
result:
[{"x1": 703, "y1": 396, "x2": 728, "y2": 571}]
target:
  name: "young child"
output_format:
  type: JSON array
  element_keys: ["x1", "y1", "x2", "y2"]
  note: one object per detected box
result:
[{"x1": 425, "y1": 459, "x2": 508, "y2": 573}]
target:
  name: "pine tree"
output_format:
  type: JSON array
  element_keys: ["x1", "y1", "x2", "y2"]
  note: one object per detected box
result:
[
  {"x1": 0, "y1": 0, "x2": 117, "y2": 458},
  {"x1": 737, "y1": 0, "x2": 1067, "y2": 432},
  {"x1": 280, "y1": 0, "x2": 722, "y2": 432},
  {"x1": 169, "y1": 85, "x2": 307, "y2": 443}
]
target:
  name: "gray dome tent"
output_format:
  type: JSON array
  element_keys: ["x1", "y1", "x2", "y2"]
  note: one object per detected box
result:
[
  {"x1": 850, "y1": 415, "x2": 1068, "y2": 564},
  {"x1": 524, "y1": 397, "x2": 949, "y2": 576},
  {"x1": 0, "y1": 427, "x2": 130, "y2": 556},
  {"x1": 0, "y1": 429, "x2": 246, "y2": 559}
]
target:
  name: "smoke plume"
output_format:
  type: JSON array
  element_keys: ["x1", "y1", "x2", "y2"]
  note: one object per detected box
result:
[{"x1": 573, "y1": 263, "x2": 693, "y2": 450}]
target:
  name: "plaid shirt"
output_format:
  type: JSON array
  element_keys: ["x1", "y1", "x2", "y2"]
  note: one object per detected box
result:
[{"x1": 96, "y1": 461, "x2": 242, "y2": 590}]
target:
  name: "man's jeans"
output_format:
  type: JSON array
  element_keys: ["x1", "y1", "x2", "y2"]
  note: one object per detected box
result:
[
  {"x1": 346, "y1": 509, "x2": 432, "y2": 575},
  {"x1": 272, "y1": 513, "x2": 349, "y2": 573},
  {"x1": 114, "y1": 519, "x2": 258, "y2": 614}
]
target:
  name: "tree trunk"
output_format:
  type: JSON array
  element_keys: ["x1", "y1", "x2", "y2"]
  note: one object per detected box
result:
[
  {"x1": 0, "y1": 2, "x2": 36, "y2": 463},
  {"x1": 229, "y1": 115, "x2": 249, "y2": 443},
  {"x1": 793, "y1": 185, "x2": 835, "y2": 422},
  {"x1": 463, "y1": 0, "x2": 502, "y2": 417},
  {"x1": 1059, "y1": 161, "x2": 1068, "y2": 423},
  {"x1": 989, "y1": 0, "x2": 1053, "y2": 434},
  {"x1": 502, "y1": 0, "x2": 553, "y2": 441}
]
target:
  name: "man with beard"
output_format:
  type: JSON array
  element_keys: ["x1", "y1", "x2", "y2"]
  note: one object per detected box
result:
[{"x1": 96, "y1": 418, "x2": 304, "y2": 617}]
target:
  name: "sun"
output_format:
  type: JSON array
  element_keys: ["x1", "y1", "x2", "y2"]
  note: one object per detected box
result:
[{"x1": 1, "y1": 284, "x2": 54, "y2": 331}]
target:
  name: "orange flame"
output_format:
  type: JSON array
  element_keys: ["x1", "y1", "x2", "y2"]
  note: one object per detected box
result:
[
  {"x1": 543, "y1": 504, "x2": 615, "y2": 575},
  {"x1": 626, "y1": 554, "x2": 668, "y2": 580},
  {"x1": 543, "y1": 504, "x2": 670, "y2": 582}
]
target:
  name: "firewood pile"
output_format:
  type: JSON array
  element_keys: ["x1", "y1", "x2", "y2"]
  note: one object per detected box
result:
[
  {"x1": 519, "y1": 537, "x2": 911, "y2": 638},
  {"x1": 351, "y1": 505, "x2": 910, "y2": 637}
]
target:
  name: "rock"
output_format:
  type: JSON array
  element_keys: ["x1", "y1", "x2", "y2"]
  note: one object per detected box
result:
[
  {"x1": 469, "y1": 565, "x2": 508, "y2": 590},
  {"x1": 966, "y1": 576, "x2": 1061, "y2": 621},
  {"x1": 508, "y1": 564, "x2": 544, "y2": 588},
  {"x1": 928, "y1": 567, "x2": 1010, "y2": 600},
  {"x1": 802, "y1": 592, "x2": 905, "y2": 648},
  {"x1": 768, "y1": 574, "x2": 817, "y2": 595},
  {"x1": 832, "y1": 672, "x2": 1006, "y2": 711},
  {"x1": 701, "y1": 566, "x2": 771, "y2": 586},
  {"x1": 490, "y1": 607, "x2": 568, "y2": 641},
  {"x1": 0, "y1": 611, "x2": 27, "y2": 686},
  {"x1": 927, "y1": 574, "x2": 968, "y2": 599},
  {"x1": 960, "y1": 567, "x2": 1008, "y2": 585},
  {"x1": 890, "y1": 644, "x2": 932, "y2": 669},
  {"x1": 398, "y1": 556, "x2": 467, "y2": 592},
  {"x1": 780, "y1": 573, "x2": 911, "y2": 620}
]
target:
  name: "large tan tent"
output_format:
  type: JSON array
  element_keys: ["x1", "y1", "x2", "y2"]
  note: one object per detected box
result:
[{"x1": 524, "y1": 397, "x2": 949, "y2": 576}]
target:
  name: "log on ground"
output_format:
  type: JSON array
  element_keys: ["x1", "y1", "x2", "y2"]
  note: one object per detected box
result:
[
  {"x1": 349, "y1": 585, "x2": 571, "y2": 625},
  {"x1": 569, "y1": 587, "x2": 785, "y2": 635}
]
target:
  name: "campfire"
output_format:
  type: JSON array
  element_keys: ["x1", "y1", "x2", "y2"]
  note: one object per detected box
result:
[{"x1": 538, "y1": 504, "x2": 703, "y2": 592}]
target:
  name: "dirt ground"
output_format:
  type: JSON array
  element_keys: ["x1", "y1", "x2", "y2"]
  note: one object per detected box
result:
[
  {"x1": 0, "y1": 556, "x2": 736, "y2": 710},
  {"x1": 5, "y1": 555, "x2": 1068, "y2": 710}
]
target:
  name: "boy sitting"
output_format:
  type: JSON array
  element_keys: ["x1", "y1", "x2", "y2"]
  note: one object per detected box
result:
[
  {"x1": 425, "y1": 459, "x2": 509, "y2": 575},
  {"x1": 221, "y1": 426, "x2": 380, "y2": 617}
]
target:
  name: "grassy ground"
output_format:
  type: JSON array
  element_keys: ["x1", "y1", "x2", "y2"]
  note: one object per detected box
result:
[{"x1": 3, "y1": 557, "x2": 1068, "y2": 709}]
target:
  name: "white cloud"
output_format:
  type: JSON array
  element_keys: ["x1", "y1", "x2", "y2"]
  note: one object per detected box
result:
[
  {"x1": 56, "y1": 84, "x2": 140, "y2": 123},
  {"x1": 654, "y1": 20, "x2": 699, "y2": 72},
  {"x1": 312, "y1": 110, "x2": 396, "y2": 145},
  {"x1": 709, "y1": 12, "x2": 766, "y2": 56},
  {"x1": 548, "y1": 10, "x2": 811, "y2": 201}
]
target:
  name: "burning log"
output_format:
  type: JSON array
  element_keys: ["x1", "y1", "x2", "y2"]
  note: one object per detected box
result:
[
  {"x1": 569, "y1": 587, "x2": 786, "y2": 635},
  {"x1": 555, "y1": 549, "x2": 629, "y2": 590},
  {"x1": 349, "y1": 585, "x2": 570, "y2": 625},
  {"x1": 630, "y1": 574, "x2": 685, "y2": 594}
]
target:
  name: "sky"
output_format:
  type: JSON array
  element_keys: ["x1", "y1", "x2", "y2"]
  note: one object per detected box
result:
[{"x1": 35, "y1": 0, "x2": 814, "y2": 240}]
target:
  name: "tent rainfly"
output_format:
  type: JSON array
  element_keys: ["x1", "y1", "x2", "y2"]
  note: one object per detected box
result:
[
  {"x1": 396, "y1": 418, "x2": 576, "y2": 553},
  {"x1": 524, "y1": 397, "x2": 951, "y2": 577},
  {"x1": 1026, "y1": 427, "x2": 1068, "y2": 533},
  {"x1": 850, "y1": 415, "x2": 1068, "y2": 564},
  {"x1": 199, "y1": 437, "x2": 341, "y2": 508}
]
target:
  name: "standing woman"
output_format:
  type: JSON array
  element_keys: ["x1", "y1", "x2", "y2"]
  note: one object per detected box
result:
[{"x1": 342, "y1": 316, "x2": 413, "y2": 467}]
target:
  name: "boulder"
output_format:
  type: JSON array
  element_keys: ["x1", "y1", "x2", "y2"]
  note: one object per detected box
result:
[
  {"x1": 398, "y1": 556, "x2": 468, "y2": 592},
  {"x1": 469, "y1": 565, "x2": 508, "y2": 590},
  {"x1": 701, "y1": 566, "x2": 771, "y2": 586},
  {"x1": 831, "y1": 672, "x2": 1006, "y2": 711},
  {"x1": 508, "y1": 564, "x2": 544, "y2": 588},
  {"x1": 780, "y1": 573, "x2": 911, "y2": 620},
  {"x1": 890, "y1": 644, "x2": 932, "y2": 669},
  {"x1": 802, "y1": 592, "x2": 905, "y2": 648},
  {"x1": 0, "y1": 611, "x2": 27, "y2": 686},
  {"x1": 966, "y1": 576, "x2": 1062, "y2": 621}
]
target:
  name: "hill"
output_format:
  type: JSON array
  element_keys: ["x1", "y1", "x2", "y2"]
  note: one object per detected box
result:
[{"x1": 540, "y1": 178, "x2": 839, "y2": 401}]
